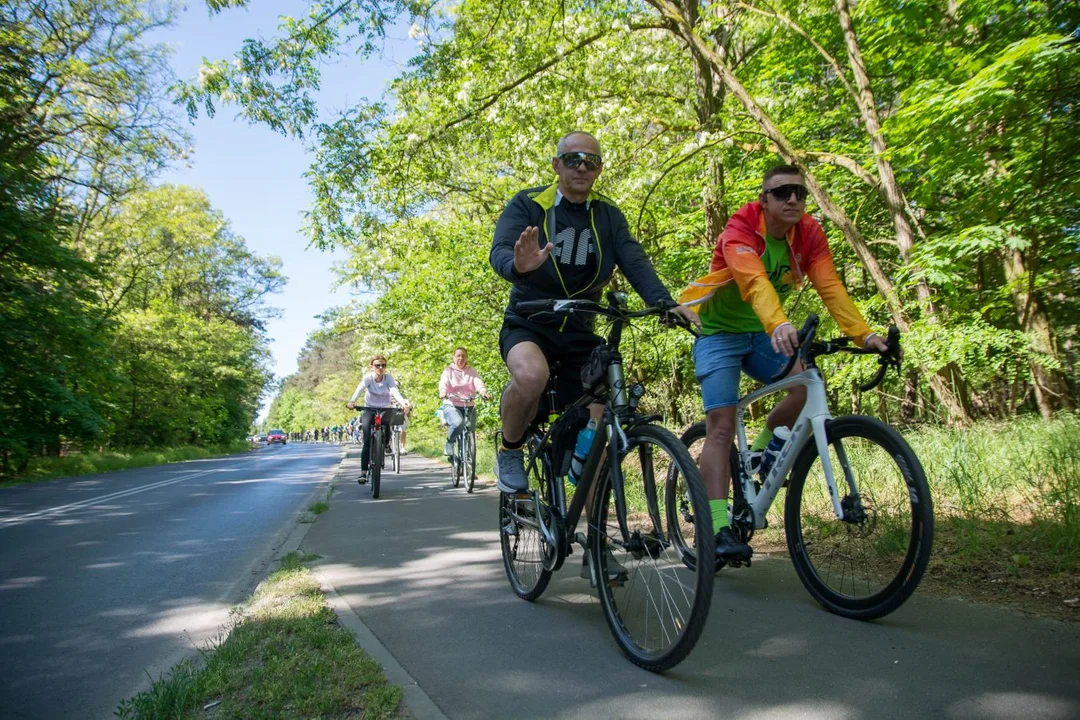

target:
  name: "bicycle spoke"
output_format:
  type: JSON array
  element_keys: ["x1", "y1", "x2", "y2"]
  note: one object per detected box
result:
[
  {"x1": 787, "y1": 416, "x2": 933, "y2": 619},
  {"x1": 594, "y1": 424, "x2": 712, "y2": 671}
]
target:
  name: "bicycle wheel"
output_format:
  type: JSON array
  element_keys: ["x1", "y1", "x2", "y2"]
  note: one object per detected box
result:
[
  {"x1": 370, "y1": 433, "x2": 383, "y2": 499},
  {"x1": 450, "y1": 437, "x2": 461, "y2": 488},
  {"x1": 464, "y1": 429, "x2": 476, "y2": 493},
  {"x1": 669, "y1": 422, "x2": 706, "y2": 570},
  {"x1": 393, "y1": 429, "x2": 401, "y2": 474},
  {"x1": 594, "y1": 424, "x2": 714, "y2": 672},
  {"x1": 785, "y1": 415, "x2": 934, "y2": 620},
  {"x1": 499, "y1": 440, "x2": 555, "y2": 601}
]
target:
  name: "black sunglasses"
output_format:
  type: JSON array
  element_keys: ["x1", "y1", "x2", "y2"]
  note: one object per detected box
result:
[
  {"x1": 373, "y1": 364, "x2": 386, "y2": 369},
  {"x1": 557, "y1": 152, "x2": 603, "y2": 171},
  {"x1": 765, "y1": 184, "x2": 808, "y2": 202}
]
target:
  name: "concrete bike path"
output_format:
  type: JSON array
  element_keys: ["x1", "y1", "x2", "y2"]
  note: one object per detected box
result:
[{"x1": 301, "y1": 451, "x2": 1080, "y2": 720}]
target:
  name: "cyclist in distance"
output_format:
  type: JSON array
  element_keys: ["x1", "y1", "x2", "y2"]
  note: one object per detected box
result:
[
  {"x1": 347, "y1": 354, "x2": 412, "y2": 484},
  {"x1": 439, "y1": 347, "x2": 492, "y2": 460},
  {"x1": 680, "y1": 164, "x2": 889, "y2": 563},
  {"x1": 490, "y1": 130, "x2": 700, "y2": 494}
]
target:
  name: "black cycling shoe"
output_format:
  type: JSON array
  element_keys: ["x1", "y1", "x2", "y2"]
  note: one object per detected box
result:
[
  {"x1": 357, "y1": 473, "x2": 368, "y2": 485},
  {"x1": 715, "y1": 527, "x2": 752, "y2": 563}
]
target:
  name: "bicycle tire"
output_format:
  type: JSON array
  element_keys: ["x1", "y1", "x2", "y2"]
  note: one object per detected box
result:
[
  {"x1": 670, "y1": 422, "x2": 706, "y2": 570},
  {"x1": 464, "y1": 429, "x2": 476, "y2": 493},
  {"x1": 370, "y1": 432, "x2": 383, "y2": 499},
  {"x1": 785, "y1": 415, "x2": 933, "y2": 620},
  {"x1": 450, "y1": 440, "x2": 461, "y2": 488},
  {"x1": 499, "y1": 437, "x2": 555, "y2": 601},
  {"x1": 393, "y1": 429, "x2": 401, "y2": 474},
  {"x1": 594, "y1": 424, "x2": 714, "y2": 672}
]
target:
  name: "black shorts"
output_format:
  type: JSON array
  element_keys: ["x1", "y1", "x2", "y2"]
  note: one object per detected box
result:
[{"x1": 499, "y1": 313, "x2": 602, "y2": 409}]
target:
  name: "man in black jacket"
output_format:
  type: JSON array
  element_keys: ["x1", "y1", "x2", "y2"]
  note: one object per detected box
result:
[{"x1": 490, "y1": 131, "x2": 699, "y2": 493}]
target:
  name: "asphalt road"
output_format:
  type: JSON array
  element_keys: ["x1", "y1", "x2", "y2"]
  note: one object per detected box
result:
[
  {"x1": 306, "y1": 452, "x2": 1080, "y2": 720},
  {"x1": 0, "y1": 442, "x2": 340, "y2": 719}
]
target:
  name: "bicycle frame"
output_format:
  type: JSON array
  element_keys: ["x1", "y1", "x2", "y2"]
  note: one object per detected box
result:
[
  {"x1": 733, "y1": 367, "x2": 852, "y2": 527},
  {"x1": 523, "y1": 331, "x2": 641, "y2": 555}
]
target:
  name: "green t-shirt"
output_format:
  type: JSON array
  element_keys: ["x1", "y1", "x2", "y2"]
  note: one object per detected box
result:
[{"x1": 700, "y1": 234, "x2": 795, "y2": 335}]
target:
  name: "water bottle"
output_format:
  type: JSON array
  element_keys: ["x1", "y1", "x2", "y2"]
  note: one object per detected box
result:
[
  {"x1": 758, "y1": 426, "x2": 791, "y2": 479},
  {"x1": 568, "y1": 418, "x2": 599, "y2": 486}
]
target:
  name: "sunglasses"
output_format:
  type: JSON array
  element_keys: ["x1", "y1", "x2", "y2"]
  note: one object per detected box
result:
[
  {"x1": 373, "y1": 364, "x2": 386, "y2": 369},
  {"x1": 765, "y1": 184, "x2": 808, "y2": 202},
  {"x1": 557, "y1": 152, "x2": 603, "y2": 171}
]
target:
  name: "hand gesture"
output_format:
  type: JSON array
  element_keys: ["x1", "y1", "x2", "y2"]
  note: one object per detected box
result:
[{"x1": 513, "y1": 226, "x2": 554, "y2": 274}]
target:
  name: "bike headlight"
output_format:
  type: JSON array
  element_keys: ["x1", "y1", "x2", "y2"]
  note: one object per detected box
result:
[{"x1": 629, "y1": 383, "x2": 646, "y2": 400}]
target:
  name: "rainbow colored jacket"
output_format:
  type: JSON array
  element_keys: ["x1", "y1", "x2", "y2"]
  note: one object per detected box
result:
[{"x1": 679, "y1": 201, "x2": 873, "y2": 346}]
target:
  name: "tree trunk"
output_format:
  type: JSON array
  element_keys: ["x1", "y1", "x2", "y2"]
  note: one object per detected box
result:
[
  {"x1": 833, "y1": 0, "x2": 937, "y2": 317},
  {"x1": 685, "y1": 0, "x2": 729, "y2": 241},
  {"x1": 902, "y1": 369, "x2": 918, "y2": 424},
  {"x1": 646, "y1": 0, "x2": 973, "y2": 425},
  {"x1": 1002, "y1": 247, "x2": 1074, "y2": 418}
]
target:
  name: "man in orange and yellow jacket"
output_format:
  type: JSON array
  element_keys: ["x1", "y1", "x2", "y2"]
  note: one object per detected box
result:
[{"x1": 680, "y1": 164, "x2": 889, "y2": 562}]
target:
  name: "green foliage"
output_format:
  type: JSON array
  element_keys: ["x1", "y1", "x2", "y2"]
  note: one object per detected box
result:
[
  {"x1": 187, "y1": 0, "x2": 1077, "y2": 426},
  {"x1": 0, "y1": 2, "x2": 282, "y2": 475}
]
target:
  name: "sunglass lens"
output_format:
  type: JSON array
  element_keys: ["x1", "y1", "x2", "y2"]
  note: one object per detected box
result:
[
  {"x1": 560, "y1": 152, "x2": 601, "y2": 171},
  {"x1": 769, "y1": 184, "x2": 807, "y2": 201}
]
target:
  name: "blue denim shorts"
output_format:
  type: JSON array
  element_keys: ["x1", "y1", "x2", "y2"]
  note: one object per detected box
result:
[{"x1": 693, "y1": 331, "x2": 789, "y2": 411}]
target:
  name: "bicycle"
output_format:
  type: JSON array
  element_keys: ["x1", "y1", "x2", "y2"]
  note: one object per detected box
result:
[
  {"x1": 675, "y1": 313, "x2": 934, "y2": 620},
  {"x1": 498, "y1": 292, "x2": 713, "y2": 672},
  {"x1": 389, "y1": 407, "x2": 406, "y2": 475},
  {"x1": 351, "y1": 406, "x2": 399, "y2": 499},
  {"x1": 444, "y1": 392, "x2": 480, "y2": 493}
]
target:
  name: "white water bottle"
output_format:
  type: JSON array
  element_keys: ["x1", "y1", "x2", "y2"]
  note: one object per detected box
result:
[
  {"x1": 568, "y1": 418, "x2": 598, "y2": 486},
  {"x1": 759, "y1": 426, "x2": 791, "y2": 478}
]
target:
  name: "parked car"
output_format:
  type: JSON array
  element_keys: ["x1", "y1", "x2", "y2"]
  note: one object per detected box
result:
[{"x1": 267, "y1": 429, "x2": 287, "y2": 445}]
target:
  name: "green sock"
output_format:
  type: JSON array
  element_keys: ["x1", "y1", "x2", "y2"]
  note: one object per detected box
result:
[
  {"x1": 710, "y1": 498, "x2": 728, "y2": 534},
  {"x1": 751, "y1": 427, "x2": 774, "y2": 452}
]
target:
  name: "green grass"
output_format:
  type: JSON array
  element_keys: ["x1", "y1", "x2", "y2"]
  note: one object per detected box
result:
[
  {"x1": 3, "y1": 440, "x2": 256, "y2": 485},
  {"x1": 308, "y1": 502, "x2": 329, "y2": 515},
  {"x1": 905, "y1": 413, "x2": 1080, "y2": 570},
  {"x1": 116, "y1": 552, "x2": 402, "y2": 719}
]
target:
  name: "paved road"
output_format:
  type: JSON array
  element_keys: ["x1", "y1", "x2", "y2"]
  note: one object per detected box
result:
[
  {"x1": 306, "y1": 452, "x2": 1080, "y2": 720},
  {"x1": 0, "y1": 442, "x2": 340, "y2": 719}
]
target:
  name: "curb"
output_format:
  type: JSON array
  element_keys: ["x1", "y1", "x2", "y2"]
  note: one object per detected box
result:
[
  {"x1": 305, "y1": 448, "x2": 449, "y2": 720},
  {"x1": 313, "y1": 567, "x2": 449, "y2": 720}
]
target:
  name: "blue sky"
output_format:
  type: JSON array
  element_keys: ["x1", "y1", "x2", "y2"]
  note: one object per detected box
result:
[{"x1": 157, "y1": 3, "x2": 415, "y2": 416}]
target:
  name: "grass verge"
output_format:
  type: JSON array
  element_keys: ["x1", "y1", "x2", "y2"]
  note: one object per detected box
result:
[
  {"x1": 3, "y1": 441, "x2": 256, "y2": 485},
  {"x1": 116, "y1": 551, "x2": 403, "y2": 719}
]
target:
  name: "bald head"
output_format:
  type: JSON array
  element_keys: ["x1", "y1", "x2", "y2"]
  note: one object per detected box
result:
[{"x1": 556, "y1": 131, "x2": 601, "y2": 156}]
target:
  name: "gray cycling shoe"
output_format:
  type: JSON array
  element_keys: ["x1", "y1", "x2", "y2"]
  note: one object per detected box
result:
[{"x1": 495, "y1": 446, "x2": 528, "y2": 493}]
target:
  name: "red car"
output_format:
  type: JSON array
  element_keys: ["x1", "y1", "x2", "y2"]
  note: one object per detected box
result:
[{"x1": 267, "y1": 429, "x2": 287, "y2": 445}]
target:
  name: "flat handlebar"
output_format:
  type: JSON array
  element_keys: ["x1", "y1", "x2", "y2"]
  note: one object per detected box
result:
[{"x1": 515, "y1": 294, "x2": 696, "y2": 332}]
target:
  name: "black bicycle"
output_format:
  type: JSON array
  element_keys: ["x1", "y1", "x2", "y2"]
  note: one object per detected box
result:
[
  {"x1": 676, "y1": 314, "x2": 933, "y2": 620},
  {"x1": 498, "y1": 292, "x2": 713, "y2": 672},
  {"x1": 352, "y1": 406, "x2": 400, "y2": 499},
  {"x1": 445, "y1": 393, "x2": 480, "y2": 493}
]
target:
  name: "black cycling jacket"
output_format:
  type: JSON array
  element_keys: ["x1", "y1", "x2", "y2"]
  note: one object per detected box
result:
[{"x1": 490, "y1": 182, "x2": 675, "y2": 333}]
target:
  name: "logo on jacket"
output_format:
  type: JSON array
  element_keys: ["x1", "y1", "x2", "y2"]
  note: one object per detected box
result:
[{"x1": 554, "y1": 227, "x2": 594, "y2": 266}]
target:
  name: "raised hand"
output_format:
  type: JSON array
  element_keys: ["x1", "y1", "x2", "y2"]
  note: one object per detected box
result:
[{"x1": 513, "y1": 226, "x2": 554, "y2": 274}]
